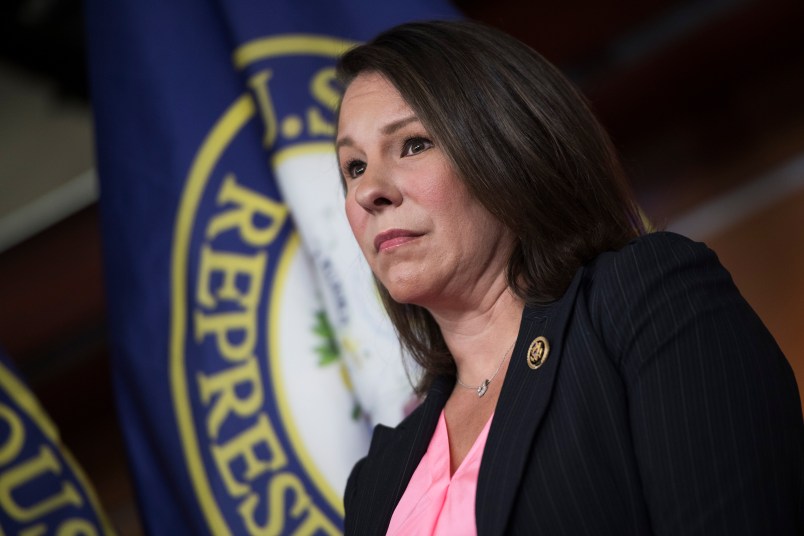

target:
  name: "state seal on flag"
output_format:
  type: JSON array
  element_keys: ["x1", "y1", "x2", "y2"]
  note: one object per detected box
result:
[{"x1": 169, "y1": 34, "x2": 369, "y2": 535}]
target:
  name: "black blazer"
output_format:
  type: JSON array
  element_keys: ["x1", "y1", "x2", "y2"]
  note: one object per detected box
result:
[{"x1": 344, "y1": 232, "x2": 803, "y2": 535}]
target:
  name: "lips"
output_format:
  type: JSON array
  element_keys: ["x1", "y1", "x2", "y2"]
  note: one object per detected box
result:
[{"x1": 374, "y1": 229, "x2": 423, "y2": 252}]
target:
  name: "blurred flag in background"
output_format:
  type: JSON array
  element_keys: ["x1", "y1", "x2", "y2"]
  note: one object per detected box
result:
[
  {"x1": 0, "y1": 349, "x2": 113, "y2": 534},
  {"x1": 85, "y1": 0, "x2": 457, "y2": 533}
]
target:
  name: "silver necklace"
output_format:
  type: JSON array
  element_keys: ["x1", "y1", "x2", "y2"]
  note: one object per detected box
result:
[{"x1": 455, "y1": 341, "x2": 515, "y2": 398}]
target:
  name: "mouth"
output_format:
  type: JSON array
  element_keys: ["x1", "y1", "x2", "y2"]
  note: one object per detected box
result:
[{"x1": 374, "y1": 229, "x2": 424, "y2": 252}]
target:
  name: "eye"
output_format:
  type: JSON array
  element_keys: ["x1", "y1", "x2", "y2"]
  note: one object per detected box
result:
[
  {"x1": 344, "y1": 159, "x2": 366, "y2": 179},
  {"x1": 401, "y1": 137, "x2": 433, "y2": 157}
]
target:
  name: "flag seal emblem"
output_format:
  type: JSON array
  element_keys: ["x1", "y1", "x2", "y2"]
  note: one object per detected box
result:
[{"x1": 170, "y1": 34, "x2": 365, "y2": 535}]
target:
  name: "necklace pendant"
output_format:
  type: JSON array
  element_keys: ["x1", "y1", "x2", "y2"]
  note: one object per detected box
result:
[{"x1": 476, "y1": 379, "x2": 490, "y2": 397}]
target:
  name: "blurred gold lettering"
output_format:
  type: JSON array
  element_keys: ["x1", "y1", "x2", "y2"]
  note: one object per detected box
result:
[
  {"x1": 206, "y1": 174, "x2": 288, "y2": 246},
  {"x1": 307, "y1": 67, "x2": 339, "y2": 137},
  {"x1": 0, "y1": 446, "x2": 82, "y2": 522},
  {"x1": 56, "y1": 519, "x2": 98, "y2": 536},
  {"x1": 212, "y1": 414, "x2": 287, "y2": 499},
  {"x1": 196, "y1": 245, "x2": 266, "y2": 309},
  {"x1": 239, "y1": 472, "x2": 339, "y2": 536},
  {"x1": 19, "y1": 524, "x2": 47, "y2": 536},
  {"x1": 0, "y1": 404, "x2": 25, "y2": 465},
  {"x1": 194, "y1": 309, "x2": 256, "y2": 362},
  {"x1": 249, "y1": 69, "x2": 278, "y2": 148},
  {"x1": 198, "y1": 358, "x2": 263, "y2": 439}
]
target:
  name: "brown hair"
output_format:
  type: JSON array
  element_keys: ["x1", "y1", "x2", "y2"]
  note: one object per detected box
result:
[{"x1": 336, "y1": 20, "x2": 645, "y2": 394}]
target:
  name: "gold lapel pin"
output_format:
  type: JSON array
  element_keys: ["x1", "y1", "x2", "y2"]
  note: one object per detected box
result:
[{"x1": 527, "y1": 336, "x2": 550, "y2": 370}]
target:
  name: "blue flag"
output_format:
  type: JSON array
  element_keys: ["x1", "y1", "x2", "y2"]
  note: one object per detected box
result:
[
  {"x1": 0, "y1": 350, "x2": 113, "y2": 534},
  {"x1": 85, "y1": 1, "x2": 459, "y2": 533}
]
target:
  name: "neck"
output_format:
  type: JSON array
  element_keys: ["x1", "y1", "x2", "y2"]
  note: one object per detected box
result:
[{"x1": 430, "y1": 282, "x2": 524, "y2": 386}]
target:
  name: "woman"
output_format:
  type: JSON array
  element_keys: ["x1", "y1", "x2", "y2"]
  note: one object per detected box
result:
[{"x1": 335, "y1": 20, "x2": 802, "y2": 535}]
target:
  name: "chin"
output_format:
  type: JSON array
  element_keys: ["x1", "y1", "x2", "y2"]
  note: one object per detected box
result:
[
  {"x1": 377, "y1": 266, "x2": 439, "y2": 307},
  {"x1": 386, "y1": 283, "x2": 444, "y2": 309},
  {"x1": 381, "y1": 278, "x2": 429, "y2": 306},
  {"x1": 384, "y1": 286, "x2": 421, "y2": 306}
]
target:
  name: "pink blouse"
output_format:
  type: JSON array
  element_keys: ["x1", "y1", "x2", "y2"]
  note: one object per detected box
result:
[{"x1": 386, "y1": 410, "x2": 494, "y2": 535}]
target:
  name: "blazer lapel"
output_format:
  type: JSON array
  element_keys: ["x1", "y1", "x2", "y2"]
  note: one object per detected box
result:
[
  {"x1": 475, "y1": 267, "x2": 585, "y2": 536},
  {"x1": 353, "y1": 375, "x2": 453, "y2": 534}
]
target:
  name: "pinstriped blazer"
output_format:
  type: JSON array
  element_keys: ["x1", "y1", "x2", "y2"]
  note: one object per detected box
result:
[{"x1": 344, "y1": 232, "x2": 803, "y2": 535}]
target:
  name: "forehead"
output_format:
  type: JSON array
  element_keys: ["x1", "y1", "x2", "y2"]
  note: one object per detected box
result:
[{"x1": 339, "y1": 72, "x2": 413, "y2": 123}]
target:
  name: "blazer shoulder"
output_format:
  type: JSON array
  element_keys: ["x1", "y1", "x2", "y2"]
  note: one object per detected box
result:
[
  {"x1": 590, "y1": 231, "x2": 716, "y2": 279},
  {"x1": 581, "y1": 231, "x2": 749, "y2": 365},
  {"x1": 584, "y1": 231, "x2": 727, "y2": 305}
]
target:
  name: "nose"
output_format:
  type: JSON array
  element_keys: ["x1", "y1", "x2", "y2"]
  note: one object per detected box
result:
[{"x1": 353, "y1": 168, "x2": 401, "y2": 213}]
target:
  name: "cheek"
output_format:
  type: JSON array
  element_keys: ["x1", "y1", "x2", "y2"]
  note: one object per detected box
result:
[
  {"x1": 411, "y1": 161, "x2": 467, "y2": 213},
  {"x1": 421, "y1": 181, "x2": 470, "y2": 226},
  {"x1": 344, "y1": 197, "x2": 368, "y2": 245}
]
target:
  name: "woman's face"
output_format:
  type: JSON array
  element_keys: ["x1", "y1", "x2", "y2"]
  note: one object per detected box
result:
[
  {"x1": 336, "y1": 72, "x2": 513, "y2": 310},
  {"x1": 336, "y1": 73, "x2": 513, "y2": 308}
]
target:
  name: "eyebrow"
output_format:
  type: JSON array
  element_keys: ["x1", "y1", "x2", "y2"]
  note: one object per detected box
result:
[
  {"x1": 335, "y1": 115, "x2": 420, "y2": 150},
  {"x1": 382, "y1": 115, "x2": 419, "y2": 135}
]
